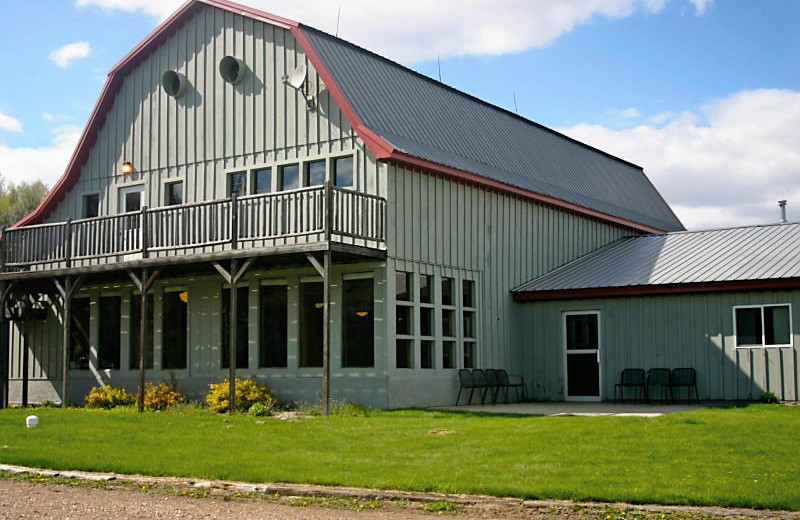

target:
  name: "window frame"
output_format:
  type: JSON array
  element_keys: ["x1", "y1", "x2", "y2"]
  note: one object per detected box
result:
[
  {"x1": 82, "y1": 193, "x2": 100, "y2": 219},
  {"x1": 733, "y1": 303, "x2": 793, "y2": 349},
  {"x1": 164, "y1": 180, "x2": 184, "y2": 206},
  {"x1": 332, "y1": 155, "x2": 355, "y2": 189},
  {"x1": 227, "y1": 170, "x2": 248, "y2": 197}
]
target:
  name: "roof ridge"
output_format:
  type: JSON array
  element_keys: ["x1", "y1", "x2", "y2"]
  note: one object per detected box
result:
[
  {"x1": 645, "y1": 220, "x2": 799, "y2": 238},
  {"x1": 300, "y1": 24, "x2": 647, "y2": 172}
]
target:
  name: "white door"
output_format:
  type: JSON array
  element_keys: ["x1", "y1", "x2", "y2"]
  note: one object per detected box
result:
[
  {"x1": 118, "y1": 186, "x2": 144, "y2": 254},
  {"x1": 563, "y1": 311, "x2": 602, "y2": 402}
]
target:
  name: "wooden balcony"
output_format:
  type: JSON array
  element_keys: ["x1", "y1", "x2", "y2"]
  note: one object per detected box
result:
[{"x1": 0, "y1": 184, "x2": 386, "y2": 278}]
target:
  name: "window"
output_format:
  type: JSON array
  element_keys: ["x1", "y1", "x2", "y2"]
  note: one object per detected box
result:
[
  {"x1": 735, "y1": 304, "x2": 792, "y2": 347},
  {"x1": 123, "y1": 190, "x2": 141, "y2": 213},
  {"x1": 396, "y1": 305, "x2": 412, "y2": 335},
  {"x1": 228, "y1": 171, "x2": 247, "y2": 196},
  {"x1": 221, "y1": 287, "x2": 249, "y2": 369},
  {"x1": 442, "y1": 341, "x2": 456, "y2": 369},
  {"x1": 162, "y1": 290, "x2": 188, "y2": 369},
  {"x1": 396, "y1": 339, "x2": 413, "y2": 369},
  {"x1": 421, "y1": 340, "x2": 434, "y2": 369},
  {"x1": 165, "y1": 181, "x2": 183, "y2": 206},
  {"x1": 419, "y1": 275, "x2": 433, "y2": 304},
  {"x1": 83, "y1": 194, "x2": 99, "y2": 218},
  {"x1": 259, "y1": 284, "x2": 287, "y2": 368},
  {"x1": 462, "y1": 280, "x2": 474, "y2": 308},
  {"x1": 130, "y1": 294, "x2": 154, "y2": 370},
  {"x1": 566, "y1": 313, "x2": 599, "y2": 350},
  {"x1": 304, "y1": 160, "x2": 326, "y2": 187},
  {"x1": 396, "y1": 272, "x2": 412, "y2": 301},
  {"x1": 420, "y1": 308, "x2": 433, "y2": 337},
  {"x1": 441, "y1": 277, "x2": 454, "y2": 306},
  {"x1": 342, "y1": 278, "x2": 374, "y2": 367},
  {"x1": 333, "y1": 156, "x2": 354, "y2": 188},
  {"x1": 299, "y1": 282, "x2": 323, "y2": 367},
  {"x1": 70, "y1": 298, "x2": 91, "y2": 369},
  {"x1": 99, "y1": 296, "x2": 121, "y2": 370},
  {"x1": 279, "y1": 164, "x2": 300, "y2": 191},
  {"x1": 253, "y1": 167, "x2": 272, "y2": 194}
]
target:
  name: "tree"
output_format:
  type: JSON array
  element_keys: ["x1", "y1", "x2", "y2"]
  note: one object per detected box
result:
[{"x1": 0, "y1": 173, "x2": 49, "y2": 229}]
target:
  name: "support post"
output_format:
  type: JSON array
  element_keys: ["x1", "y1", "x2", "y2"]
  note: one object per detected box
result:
[
  {"x1": 140, "y1": 206, "x2": 149, "y2": 259},
  {"x1": 61, "y1": 277, "x2": 72, "y2": 407},
  {"x1": 324, "y1": 181, "x2": 332, "y2": 243},
  {"x1": 64, "y1": 219, "x2": 72, "y2": 268},
  {"x1": 128, "y1": 268, "x2": 158, "y2": 412},
  {"x1": 231, "y1": 193, "x2": 239, "y2": 250},
  {"x1": 228, "y1": 257, "x2": 238, "y2": 414},
  {"x1": 0, "y1": 281, "x2": 7, "y2": 410},
  {"x1": 322, "y1": 250, "x2": 331, "y2": 417},
  {"x1": 21, "y1": 322, "x2": 28, "y2": 407}
]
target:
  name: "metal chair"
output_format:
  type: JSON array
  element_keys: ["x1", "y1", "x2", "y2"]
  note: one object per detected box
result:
[
  {"x1": 484, "y1": 369, "x2": 502, "y2": 404},
  {"x1": 456, "y1": 369, "x2": 476, "y2": 405},
  {"x1": 646, "y1": 368, "x2": 671, "y2": 403},
  {"x1": 670, "y1": 368, "x2": 699, "y2": 404},
  {"x1": 615, "y1": 368, "x2": 646, "y2": 403},
  {"x1": 471, "y1": 369, "x2": 490, "y2": 405},
  {"x1": 497, "y1": 369, "x2": 527, "y2": 403}
]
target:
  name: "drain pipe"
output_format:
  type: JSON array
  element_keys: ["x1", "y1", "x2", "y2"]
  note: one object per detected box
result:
[{"x1": 778, "y1": 200, "x2": 788, "y2": 223}]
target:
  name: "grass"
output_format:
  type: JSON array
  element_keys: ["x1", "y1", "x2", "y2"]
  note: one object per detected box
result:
[{"x1": 0, "y1": 404, "x2": 798, "y2": 510}]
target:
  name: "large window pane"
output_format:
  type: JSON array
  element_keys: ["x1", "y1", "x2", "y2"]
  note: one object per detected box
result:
[
  {"x1": 83, "y1": 194, "x2": 99, "y2": 218},
  {"x1": 333, "y1": 156, "x2": 354, "y2": 188},
  {"x1": 304, "y1": 160, "x2": 326, "y2": 187},
  {"x1": 463, "y1": 341, "x2": 476, "y2": 369},
  {"x1": 442, "y1": 341, "x2": 455, "y2": 369},
  {"x1": 441, "y1": 309, "x2": 454, "y2": 337},
  {"x1": 419, "y1": 275, "x2": 433, "y2": 304},
  {"x1": 463, "y1": 311, "x2": 475, "y2": 339},
  {"x1": 765, "y1": 305, "x2": 791, "y2": 345},
  {"x1": 421, "y1": 340, "x2": 434, "y2": 369},
  {"x1": 420, "y1": 307, "x2": 433, "y2": 337},
  {"x1": 228, "y1": 171, "x2": 247, "y2": 196},
  {"x1": 221, "y1": 287, "x2": 249, "y2": 369},
  {"x1": 396, "y1": 339, "x2": 413, "y2": 369},
  {"x1": 99, "y1": 296, "x2": 121, "y2": 370},
  {"x1": 260, "y1": 285, "x2": 288, "y2": 368},
  {"x1": 165, "y1": 181, "x2": 183, "y2": 206},
  {"x1": 299, "y1": 282, "x2": 323, "y2": 367},
  {"x1": 279, "y1": 164, "x2": 300, "y2": 191},
  {"x1": 735, "y1": 308, "x2": 762, "y2": 346},
  {"x1": 253, "y1": 167, "x2": 272, "y2": 194},
  {"x1": 396, "y1": 272, "x2": 412, "y2": 301},
  {"x1": 566, "y1": 314, "x2": 598, "y2": 350},
  {"x1": 342, "y1": 278, "x2": 374, "y2": 367},
  {"x1": 70, "y1": 298, "x2": 91, "y2": 369},
  {"x1": 441, "y1": 277, "x2": 454, "y2": 306},
  {"x1": 396, "y1": 305, "x2": 412, "y2": 335},
  {"x1": 162, "y1": 291, "x2": 188, "y2": 370},
  {"x1": 463, "y1": 280, "x2": 474, "y2": 308},
  {"x1": 130, "y1": 294, "x2": 154, "y2": 370}
]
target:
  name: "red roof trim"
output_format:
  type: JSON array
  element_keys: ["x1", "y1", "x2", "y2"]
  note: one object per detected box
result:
[
  {"x1": 387, "y1": 151, "x2": 665, "y2": 234},
  {"x1": 512, "y1": 279, "x2": 800, "y2": 302}
]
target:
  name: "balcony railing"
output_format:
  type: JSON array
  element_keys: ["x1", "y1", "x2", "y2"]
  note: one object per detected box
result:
[{"x1": 1, "y1": 184, "x2": 386, "y2": 273}]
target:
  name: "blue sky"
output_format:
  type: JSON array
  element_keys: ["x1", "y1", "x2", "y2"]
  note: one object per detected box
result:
[{"x1": 0, "y1": 0, "x2": 798, "y2": 229}]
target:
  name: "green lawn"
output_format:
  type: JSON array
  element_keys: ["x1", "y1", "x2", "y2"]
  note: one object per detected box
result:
[{"x1": 0, "y1": 405, "x2": 798, "y2": 510}]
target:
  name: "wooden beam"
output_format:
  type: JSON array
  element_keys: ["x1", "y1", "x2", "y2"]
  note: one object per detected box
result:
[
  {"x1": 228, "y1": 258, "x2": 238, "y2": 414},
  {"x1": 322, "y1": 250, "x2": 331, "y2": 416},
  {"x1": 137, "y1": 267, "x2": 156, "y2": 412},
  {"x1": 305, "y1": 253, "x2": 324, "y2": 278},
  {"x1": 212, "y1": 262, "x2": 231, "y2": 285},
  {"x1": 21, "y1": 322, "x2": 28, "y2": 407},
  {"x1": 59, "y1": 277, "x2": 72, "y2": 408},
  {"x1": 0, "y1": 281, "x2": 8, "y2": 409}
]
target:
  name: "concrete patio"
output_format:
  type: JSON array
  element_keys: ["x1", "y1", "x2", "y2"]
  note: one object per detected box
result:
[{"x1": 434, "y1": 401, "x2": 709, "y2": 417}]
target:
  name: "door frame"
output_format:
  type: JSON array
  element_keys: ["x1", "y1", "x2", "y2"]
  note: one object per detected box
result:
[
  {"x1": 562, "y1": 310, "x2": 602, "y2": 402},
  {"x1": 118, "y1": 183, "x2": 146, "y2": 213}
]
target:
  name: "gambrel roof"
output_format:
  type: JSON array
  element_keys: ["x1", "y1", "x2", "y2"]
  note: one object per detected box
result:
[
  {"x1": 513, "y1": 222, "x2": 800, "y2": 300},
  {"x1": 18, "y1": 0, "x2": 683, "y2": 234}
]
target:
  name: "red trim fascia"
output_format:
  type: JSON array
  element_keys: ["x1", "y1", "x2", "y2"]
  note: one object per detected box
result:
[
  {"x1": 388, "y1": 151, "x2": 665, "y2": 235},
  {"x1": 292, "y1": 25, "x2": 395, "y2": 160},
  {"x1": 512, "y1": 278, "x2": 800, "y2": 302}
]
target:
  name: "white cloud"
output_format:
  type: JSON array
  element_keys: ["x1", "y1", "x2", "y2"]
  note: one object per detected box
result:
[
  {"x1": 689, "y1": 0, "x2": 713, "y2": 15},
  {"x1": 0, "y1": 126, "x2": 82, "y2": 187},
  {"x1": 76, "y1": 0, "x2": 712, "y2": 63},
  {"x1": 618, "y1": 107, "x2": 641, "y2": 119},
  {"x1": 0, "y1": 109, "x2": 23, "y2": 133},
  {"x1": 558, "y1": 89, "x2": 800, "y2": 230},
  {"x1": 41, "y1": 112, "x2": 55, "y2": 123},
  {"x1": 49, "y1": 41, "x2": 91, "y2": 68}
]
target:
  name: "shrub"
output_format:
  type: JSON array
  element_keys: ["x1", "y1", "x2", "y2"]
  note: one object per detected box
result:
[
  {"x1": 248, "y1": 402, "x2": 271, "y2": 417},
  {"x1": 84, "y1": 385, "x2": 135, "y2": 409},
  {"x1": 144, "y1": 382, "x2": 185, "y2": 411},
  {"x1": 761, "y1": 391, "x2": 779, "y2": 404},
  {"x1": 205, "y1": 378, "x2": 277, "y2": 413},
  {"x1": 295, "y1": 399, "x2": 369, "y2": 417}
]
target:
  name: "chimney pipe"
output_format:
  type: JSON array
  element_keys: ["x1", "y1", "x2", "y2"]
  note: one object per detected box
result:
[{"x1": 778, "y1": 200, "x2": 788, "y2": 223}]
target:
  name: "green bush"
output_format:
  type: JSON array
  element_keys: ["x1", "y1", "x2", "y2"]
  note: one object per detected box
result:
[
  {"x1": 205, "y1": 378, "x2": 277, "y2": 413},
  {"x1": 295, "y1": 399, "x2": 369, "y2": 417},
  {"x1": 144, "y1": 382, "x2": 185, "y2": 411},
  {"x1": 248, "y1": 402, "x2": 271, "y2": 417},
  {"x1": 761, "y1": 391, "x2": 779, "y2": 404},
  {"x1": 84, "y1": 385, "x2": 135, "y2": 409}
]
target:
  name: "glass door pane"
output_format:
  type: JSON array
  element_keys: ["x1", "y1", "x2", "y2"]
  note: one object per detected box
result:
[{"x1": 564, "y1": 313, "x2": 601, "y2": 400}]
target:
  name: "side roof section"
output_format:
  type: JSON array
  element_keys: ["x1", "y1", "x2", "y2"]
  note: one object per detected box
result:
[
  {"x1": 17, "y1": 0, "x2": 683, "y2": 234},
  {"x1": 512, "y1": 222, "x2": 800, "y2": 300}
]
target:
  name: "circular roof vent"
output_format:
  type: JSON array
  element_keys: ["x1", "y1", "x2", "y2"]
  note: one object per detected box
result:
[
  {"x1": 161, "y1": 70, "x2": 186, "y2": 98},
  {"x1": 219, "y1": 56, "x2": 245, "y2": 84}
]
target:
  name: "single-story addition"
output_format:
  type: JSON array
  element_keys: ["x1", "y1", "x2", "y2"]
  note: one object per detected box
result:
[{"x1": 0, "y1": 0, "x2": 792, "y2": 410}]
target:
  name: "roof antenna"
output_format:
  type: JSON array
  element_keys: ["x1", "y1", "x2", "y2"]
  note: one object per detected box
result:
[
  {"x1": 335, "y1": 6, "x2": 341, "y2": 37},
  {"x1": 437, "y1": 55, "x2": 442, "y2": 82},
  {"x1": 512, "y1": 92, "x2": 519, "y2": 114},
  {"x1": 779, "y1": 200, "x2": 788, "y2": 223}
]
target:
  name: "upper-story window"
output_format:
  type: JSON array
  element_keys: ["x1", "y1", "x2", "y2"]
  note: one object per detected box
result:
[
  {"x1": 304, "y1": 160, "x2": 326, "y2": 187},
  {"x1": 252, "y1": 167, "x2": 271, "y2": 195},
  {"x1": 333, "y1": 156, "x2": 354, "y2": 188},
  {"x1": 228, "y1": 171, "x2": 247, "y2": 196},
  {"x1": 279, "y1": 164, "x2": 300, "y2": 191},
  {"x1": 165, "y1": 181, "x2": 183, "y2": 206},
  {"x1": 83, "y1": 194, "x2": 99, "y2": 218}
]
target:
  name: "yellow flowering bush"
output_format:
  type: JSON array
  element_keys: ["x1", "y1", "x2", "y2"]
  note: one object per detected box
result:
[
  {"x1": 144, "y1": 382, "x2": 185, "y2": 410},
  {"x1": 84, "y1": 385, "x2": 135, "y2": 409},
  {"x1": 205, "y1": 378, "x2": 277, "y2": 414}
]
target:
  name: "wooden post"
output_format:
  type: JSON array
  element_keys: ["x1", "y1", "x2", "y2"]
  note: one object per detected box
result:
[
  {"x1": 231, "y1": 193, "x2": 239, "y2": 250},
  {"x1": 322, "y1": 250, "x2": 331, "y2": 417},
  {"x1": 141, "y1": 206, "x2": 149, "y2": 259},
  {"x1": 61, "y1": 277, "x2": 72, "y2": 407},
  {"x1": 228, "y1": 257, "x2": 238, "y2": 414},
  {"x1": 21, "y1": 322, "x2": 28, "y2": 407},
  {"x1": 0, "y1": 281, "x2": 7, "y2": 410},
  {"x1": 138, "y1": 267, "x2": 148, "y2": 412},
  {"x1": 324, "y1": 181, "x2": 332, "y2": 243},
  {"x1": 64, "y1": 219, "x2": 72, "y2": 268}
]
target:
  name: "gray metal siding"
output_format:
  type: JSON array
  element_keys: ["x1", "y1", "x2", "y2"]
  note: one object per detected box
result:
[
  {"x1": 519, "y1": 290, "x2": 800, "y2": 401},
  {"x1": 303, "y1": 26, "x2": 683, "y2": 232},
  {"x1": 387, "y1": 163, "x2": 634, "y2": 372},
  {"x1": 46, "y1": 5, "x2": 385, "y2": 223}
]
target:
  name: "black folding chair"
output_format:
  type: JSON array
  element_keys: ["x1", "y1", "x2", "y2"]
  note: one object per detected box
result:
[
  {"x1": 497, "y1": 369, "x2": 527, "y2": 403},
  {"x1": 670, "y1": 368, "x2": 699, "y2": 404},
  {"x1": 471, "y1": 369, "x2": 490, "y2": 405},
  {"x1": 456, "y1": 369, "x2": 476, "y2": 405},
  {"x1": 646, "y1": 368, "x2": 671, "y2": 403},
  {"x1": 484, "y1": 369, "x2": 502, "y2": 404},
  {"x1": 615, "y1": 368, "x2": 646, "y2": 403}
]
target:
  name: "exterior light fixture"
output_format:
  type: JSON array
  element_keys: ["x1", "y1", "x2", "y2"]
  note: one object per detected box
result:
[
  {"x1": 122, "y1": 162, "x2": 134, "y2": 175},
  {"x1": 179, "y1": 291, "x2": 189, "y2": 304},
  {"x1": 356, "y1": 311, "x2": 369, "y2": 317}
]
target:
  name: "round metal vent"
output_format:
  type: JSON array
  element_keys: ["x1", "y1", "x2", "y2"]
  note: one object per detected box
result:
[
  {"x1": 161, "y1": 70, "x2": 186, "y2": 98},
  {"x1": 219, "y1": 56, "x2": 245, "y2": 84}
]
